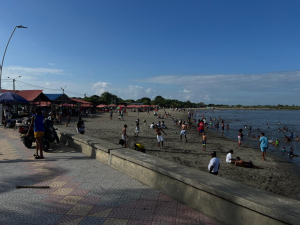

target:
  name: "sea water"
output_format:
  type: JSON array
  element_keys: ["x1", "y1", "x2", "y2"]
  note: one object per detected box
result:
[{"x1": 194, "y1": 109, "x2": 300, "y2": 166}]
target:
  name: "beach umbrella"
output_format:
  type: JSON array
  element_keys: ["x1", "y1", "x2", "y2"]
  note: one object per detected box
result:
[{"x1": 0, "y1": 92, "x2": 29, "y2": 104}]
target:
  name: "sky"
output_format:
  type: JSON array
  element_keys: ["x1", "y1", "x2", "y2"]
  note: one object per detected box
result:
[{"x1": 0, "y1": 0, "x2": 299, "y2": 105}]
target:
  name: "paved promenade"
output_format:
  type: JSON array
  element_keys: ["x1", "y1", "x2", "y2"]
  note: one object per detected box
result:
[{"x1": 0, "y1": 127, "x2": 219, "y2": 225}]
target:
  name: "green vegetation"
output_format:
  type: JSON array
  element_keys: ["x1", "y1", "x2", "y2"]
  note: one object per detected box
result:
[{"x1": 82, "y1": 92, "x2": 299, "y2": 109}]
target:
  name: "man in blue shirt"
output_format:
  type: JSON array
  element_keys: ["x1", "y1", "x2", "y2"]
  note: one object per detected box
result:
[{"x1": 259, "y1": 132, "x2": 268, "y2": 161}]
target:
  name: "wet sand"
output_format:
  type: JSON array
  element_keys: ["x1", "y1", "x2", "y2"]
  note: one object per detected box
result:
[{"x1": 58, "y1": 110, "x2": 300, "y2": 200}]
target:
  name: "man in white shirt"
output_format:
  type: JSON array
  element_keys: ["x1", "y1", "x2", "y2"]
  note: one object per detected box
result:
[
  {"x1": 226, "y1": 150, "x2": 236, "y2": 163},
  {"x1": 208, "y1": 151, "x2": 220, "y2": 175}
]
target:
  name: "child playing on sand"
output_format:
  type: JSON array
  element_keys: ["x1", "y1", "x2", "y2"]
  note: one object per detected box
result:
[
  {"x1": 221, "y1": 121, "x2": 224, "y2": 135},
  {"x1": 238, "y1": 132, "x2": 242, "y2": 147},
  {"x1": 202, "y1": 132, "x2": 206, "y2": 151},
  {"x1": 134, "y1": 119, "x2": 140, "y2": 137}
]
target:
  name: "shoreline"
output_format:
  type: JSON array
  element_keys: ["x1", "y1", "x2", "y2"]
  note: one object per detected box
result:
[{"x1": 57, "y1": 110, "x2": 300, "y2": 200}]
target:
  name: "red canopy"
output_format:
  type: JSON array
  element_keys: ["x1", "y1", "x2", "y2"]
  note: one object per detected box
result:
[
  {"x1": 97, "y1": 104, "x2": 107, "y2": 108},
  {"x1": 61, "y1": 103, "x2": 73, "y2": 107},
  {"x1": 108, "y1": 104, "x2": 116, "y2": 107}
]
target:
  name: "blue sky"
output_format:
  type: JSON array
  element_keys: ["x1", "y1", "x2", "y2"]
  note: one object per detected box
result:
[{"x1": 0, "y1": 0, "x2": 299, "y2": 105}]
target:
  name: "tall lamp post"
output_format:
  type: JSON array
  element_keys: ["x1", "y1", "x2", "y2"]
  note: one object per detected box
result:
[
  {"x1": 61, "y1": 86, "x2": 66, "y2": 104},
  {"x1": 0, "y1": 25, "x2": 27, "y2": 125},
  {"x1": 7, "y1": 76, "x2": 22, "y2": 90}
]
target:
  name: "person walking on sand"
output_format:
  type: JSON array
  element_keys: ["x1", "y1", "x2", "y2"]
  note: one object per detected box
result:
[
  {"x1": 259, "y1": 132, "x2": 268, "y2": 161},
  {"x1": 208, "y1": 151, "x2": 220, "y2": 175},
  {"x1": 198, "y1": 120, "x2": 204, "y2": 136},
  {"x1": 155, "y1": 125, "x2": 166, "y2": 149},
  {"x1": 27, "y1": 107, "x2": 45, "y2": 159},
  {"x1": 134, "y1": 119, "x2": 140, "y2": 137},
  {"x1": 180, "y1": 121, "x2": 187, "y2": 142},
  {"x1": 221, "y1": 121, "x2": 225, "y2": 135},
  {"x1": 122, "y1": 125, "x2": 128, "y2": 148},
  {"x1": 202, "y1": 132, "x2": 207, "y2": 151},
  {"x1": 109, "y1": 110, "x2": 113, "y2": 120},
  {"x1": 65, "y1": 114, "x2": 70, "y2": 127}
]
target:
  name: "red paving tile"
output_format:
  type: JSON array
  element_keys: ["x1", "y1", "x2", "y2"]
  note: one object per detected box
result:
[{"x1": 0, "y1": 128, "x2": 220, "y2": 225}]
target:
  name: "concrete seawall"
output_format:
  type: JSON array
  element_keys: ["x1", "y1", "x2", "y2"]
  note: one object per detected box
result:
[{"x1": 57, "y1": 127, "x2": 300, "y2": 225}]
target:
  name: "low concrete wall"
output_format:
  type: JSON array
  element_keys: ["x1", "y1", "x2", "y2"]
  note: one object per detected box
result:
[{"x1": 57, "y1": 128, "x2": 300, "y2": 225}]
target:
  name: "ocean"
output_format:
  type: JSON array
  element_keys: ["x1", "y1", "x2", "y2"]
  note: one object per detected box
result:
[{"x1": 194, "y1": 109, "x2": 300, "y2": 166}]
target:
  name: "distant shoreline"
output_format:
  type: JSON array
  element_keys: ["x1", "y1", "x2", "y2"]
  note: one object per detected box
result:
[{"x1": 192, "y1": 107, "x2": 299, "y2": 110}]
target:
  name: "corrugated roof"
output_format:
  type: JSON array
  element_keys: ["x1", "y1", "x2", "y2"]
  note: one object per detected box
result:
[
  {"x1": 71, "y1": 98, "x2": 92, "y2": 104},
  {"x1": 1, "y1": 89, "x2": 50, "y2": 102},
  {"x1": 45, "y1": 94, "x2": 63, "y2": 101}
]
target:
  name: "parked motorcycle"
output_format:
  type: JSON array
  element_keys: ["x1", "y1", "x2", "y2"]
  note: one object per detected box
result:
[
  {"x1": 18, "y1": 116, "x2": 59, "y2": 151},
  {"x1": 19, "y1": 123, "x2": 35, "y2": 148},
  {"x1": 43, "y1": 117, "x2": 59, "y2": 151}
]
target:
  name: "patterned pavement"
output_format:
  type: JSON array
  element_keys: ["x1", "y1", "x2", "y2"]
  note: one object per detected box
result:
[{"x1": 0, "y1": 127, "x2": 219, "y2": 225}]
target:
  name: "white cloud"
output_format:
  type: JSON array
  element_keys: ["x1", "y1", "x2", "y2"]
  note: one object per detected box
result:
[
  {"x1": 137, "y1": 71, "x2": 300, "y2": 93},
  {"x1": 92, "y1": 82, "x2": 112, "y2": 95},
  {"x1": 91, "y1": 81, "x2": 157, "y2": 100},
  {"x1": 204, "y1": 95, "x2": 210, "y2": 101},
  {"x1": 48, "y1": 63, "x2": 55, "y2": 66},
  {"x1": 45, "y1": 82, "x2": 50, "y2": 86},
  {"x1": 136, "y1": 70, "x2": 300, "y2": 105},
  {"x1": 3, "y1": 66, "x2": 64, "y2": 77}
]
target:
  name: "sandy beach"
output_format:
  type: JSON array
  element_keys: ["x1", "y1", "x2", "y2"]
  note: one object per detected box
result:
[{"x1": 57, "y1": 109, "x2": 300, "y2": 200}]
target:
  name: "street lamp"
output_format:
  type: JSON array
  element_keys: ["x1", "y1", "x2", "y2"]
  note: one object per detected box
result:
[
  {"x1": 7, "y1": 76, "x2": 22, "y2": 90},
  {"x1": 0, "y1": 25, "x2": 27, "y2": 125},
  {"x1": 61, "y1": 86, "x2": 66, "y2": 104}
]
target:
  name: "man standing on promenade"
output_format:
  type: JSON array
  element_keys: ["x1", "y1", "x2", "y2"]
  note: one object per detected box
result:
[
  {"x1": 155, "y1": 125, "x2": 166, "y2": 149},
  {"x1": 259, "y1": 132, "x2": 268, "y2": 161},
  {"x1": 122, "y1": 124, "x2": 128, "y2": 148},
  {"x1": 208, "y1": 151, "x2": 220, "y2": 175},
  {"x1": 27, "y1": 107, "x2": 44, "y2": 159}
]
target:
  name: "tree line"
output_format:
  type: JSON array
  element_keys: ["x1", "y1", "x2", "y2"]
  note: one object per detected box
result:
[{"x1": 81, "y1": 91, "x2": 299, "y2": 109}]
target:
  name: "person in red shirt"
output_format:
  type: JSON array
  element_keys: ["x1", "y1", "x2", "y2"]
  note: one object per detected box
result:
[{"x1": 198, "y1": 120, "x2": 204, "y2": 137}]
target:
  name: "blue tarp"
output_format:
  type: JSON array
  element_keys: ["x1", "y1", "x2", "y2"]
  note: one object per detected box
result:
[
  {"x1": 0, "y1": 92, "x2": 29, "y2": 104},
  {"x1": 45, "y1": 94, "x2": 63, "y2": 101}
]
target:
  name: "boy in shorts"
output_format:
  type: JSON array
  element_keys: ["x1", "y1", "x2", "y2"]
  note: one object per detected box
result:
[{"x1": 155, "y1": 125, "x2": 166, "y2": 149}]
